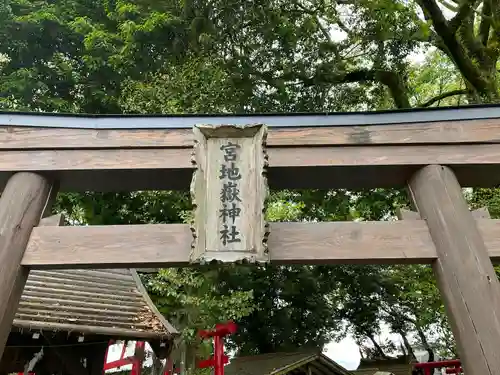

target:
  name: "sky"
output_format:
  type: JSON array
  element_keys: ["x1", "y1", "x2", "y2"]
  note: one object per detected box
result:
[
  {"x1": 323, "y1": 322, "x2": 413, "y2": 370},
  {"x1": 324, "y1": 335, "x2": 362, "y2": 370}
]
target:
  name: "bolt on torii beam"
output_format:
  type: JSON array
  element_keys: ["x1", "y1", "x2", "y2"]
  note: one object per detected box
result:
[{"x1": 1, "y1": 105, "x2": 500, "y2": 374}]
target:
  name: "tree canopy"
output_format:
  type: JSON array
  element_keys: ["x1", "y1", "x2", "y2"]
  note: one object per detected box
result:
[{"x1": 3, "y1": 0, "x2": 500, "y2": 372}]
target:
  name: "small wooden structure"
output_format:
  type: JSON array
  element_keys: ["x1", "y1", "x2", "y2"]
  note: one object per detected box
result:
[
  {"x1": 1, "y1": 105, "x2": 500, "y2": 375},
  {"x1": 355, "y1": 356, "x2": 412, "y2": 375},
  {"x1": 224, "y1": 351, "x2": 352, "y2": 375},
  {"x1": 2, "y1": 263, "x2": 176, "y2": 375}
]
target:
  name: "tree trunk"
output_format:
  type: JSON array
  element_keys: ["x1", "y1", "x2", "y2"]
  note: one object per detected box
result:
[
  {"x1": 398, "y1": 330, "x2": 416, "y2": 360},
  {"x1": 367, "y1": 334, "x2": 388, "y2": 359},
  {"x1": 415, "y1": 325, "x2": 434, "y2": 362}
]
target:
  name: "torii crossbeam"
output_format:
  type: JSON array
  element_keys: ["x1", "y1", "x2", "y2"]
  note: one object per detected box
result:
[{"x1": 1, "y1": 105, "x2": 500, "y2": 375}]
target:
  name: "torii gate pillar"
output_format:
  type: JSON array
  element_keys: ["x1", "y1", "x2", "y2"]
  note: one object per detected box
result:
[{"x1": 409, "y1": 165, "x2": 500, "y2": 375}]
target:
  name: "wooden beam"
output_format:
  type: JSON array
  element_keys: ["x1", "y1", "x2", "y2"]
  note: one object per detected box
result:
[
  {"x1": 11, "y1": 320, "x2": 170, "y2": 340},
  {"x1": 408, "y1": 165, "x2": 500, "y2": 375},
  {"x1": 2, "y1": 118, "x2": 500, "y2": 149},
  {"x1": 0, "y1": 173, "x2": 55, "y2": 359},
  {"x1": 21, "y1": 218, "x2": 500, "y2": 269},
  {"x1": 24, "y1": 216, "x2": 500, "y2": 269},
  {"x1": 397, "y1": 207, "x2": 491, "y2": 220},
  {"x1": 39, "y1": 214, "x2": 64, "y2": 227},
  {"x1": 0, "y1": 143, "x2": 500, "y2": 190},
  {"x1": 472, "y1": 206, "x2": 492, "y2": 219},
  {"x1": 23, "y1": 221, "x2": 437, "y2": 268}
]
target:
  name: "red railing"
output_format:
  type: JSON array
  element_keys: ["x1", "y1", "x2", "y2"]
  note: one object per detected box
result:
[
  {"x1": 414, "y1": 360, "x2": 463, "y2": 375},
  {"x1": 102, "y1": 322, "x2": 237, "y2": 375},
  {"x1": 103, "y1": 340, "x2": 145, "y2": 375}
]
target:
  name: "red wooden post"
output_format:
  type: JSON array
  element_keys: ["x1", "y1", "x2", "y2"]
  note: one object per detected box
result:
[
  {"x1": 214, "y1": 335, "x2": 223, "y2": 375},
  {"x1": 197, "y1": 321, "x2": 237, "y2": 375},
  {"x1": 131, "y1": 341, "x2": 145, "y2": 375}
]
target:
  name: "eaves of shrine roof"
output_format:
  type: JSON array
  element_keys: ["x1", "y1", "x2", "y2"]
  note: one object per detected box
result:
[
  {"x1": 0, "y1": 103, "x2": 499, "y2": 129},
  {"x1": 224, "y1": 350, "x2": 354, "y2": 375},
  {"x1": 11, "y1": 268, "x2": 177, "y2": 341}
]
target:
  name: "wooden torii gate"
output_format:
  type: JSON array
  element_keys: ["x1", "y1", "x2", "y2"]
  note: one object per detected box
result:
[{"x1": 1, "y1": 105, "x2": 500, "y2": 375}]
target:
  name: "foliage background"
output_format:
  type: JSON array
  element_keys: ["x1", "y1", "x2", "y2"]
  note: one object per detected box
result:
[{"x1": 4, "y1": 0, "x2": 500, "y2": 372}]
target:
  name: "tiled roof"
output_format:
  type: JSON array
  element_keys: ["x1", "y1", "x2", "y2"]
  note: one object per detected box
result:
[
  {"x1": 12, "y1": 269, "x2": 177, "y2": 340},
  {"x1": 224, "y1": 351, "x2": 353, "y2": 375}
]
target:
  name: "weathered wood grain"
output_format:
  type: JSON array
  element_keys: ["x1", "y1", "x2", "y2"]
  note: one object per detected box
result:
[
  {"x1": 1, "y1": 143, "x2": 500, "y2": 190},
  {"x1": 1, "y1": 144, "x2": 500, "y2": 171},
  {"x1": 21, "y1": 289, "x2": 142, "y2": 305},
  {"x1": 35, "y1": 268, "x2": 138, "y2": 282},
  {"x1": 397, "y1": 207, "x2": 491, "y2": 220},
  {"x1": 23, "y1": 221, "x2": 436, "y2": 268},
  {"x1": 22, "y1": 219, "x2": 500, "y2": 269},
  {"x1": 10, "y1": 320, "x2": 171, "y2": 339},
  {"x1": 0, "y1": 148, "x2": 192, "y2": 171},
  {"x1": 270, "y1": 144, "x2": 500, "y2": 167},
  {"x1": 19, "y1": 296, "x2": 141, "y2": 313},
  {"x1": 0, "y1": 172, "x2": 54, "y2": 358},
  {"x1": 2, "y1": 118, "x2": 500, "y2": 149},
  {"x1": 24, "y1": 279, "x2": 141, "y2": 296},
  {"x1": 472, "y1": 206, "x2": 492, "y2": 219},
  {"x1": 15, "y1": 312, "x2": 149, "y2": 329},
  {"x1": 191, "y1": 124, "x2": 269, "y2": 263},
  {"x1": 39, "y1": 213, "x2": 65, "y2": 227},
  {"x1": 26, "y1": 273, "x2": 140, "y2": 291},
  {"x1": 130, "y1": 270, "x2": 179, "y2": 335},
  {"x1": 32, "y1": 269, "x2": 137, "y2": 286},
  {"x1": 408, "y1": 165, "x2": 500, "y2": 375},
  {"x1": 269, "y1": 221, "x2": 437, "y2": 265}
]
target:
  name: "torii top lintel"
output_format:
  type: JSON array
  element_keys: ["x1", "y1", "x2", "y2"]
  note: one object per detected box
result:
[
  {"x1": 0, "y1": 103, "x2": 499, "y2": 129},
  {"x1": 0, "y1": 104, "x2": 500, "y2": 191}
]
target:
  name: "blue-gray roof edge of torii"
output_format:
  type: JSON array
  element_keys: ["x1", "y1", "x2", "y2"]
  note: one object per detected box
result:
[{"x1": 0, "y1": 103, "x2": 499, "y2": 129}]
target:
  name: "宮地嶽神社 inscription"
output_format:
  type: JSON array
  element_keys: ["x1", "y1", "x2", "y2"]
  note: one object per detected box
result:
[
  {"x1": 219, "y1": 142, "x2": 242, "y2": 246},
  {"x1": 190, "y1": 124, "x2": 269, "y2": 264}
]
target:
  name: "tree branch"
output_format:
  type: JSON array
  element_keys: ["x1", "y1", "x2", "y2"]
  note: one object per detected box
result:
[
  {"x1": 479, "y1": 0, "x2": 492, "y2": 45},
  {"x1": 449, "y1": 0, "x2": 481, "y2": 32},
  {"x1": 415, "y1": 325, "x2": 435, "y2": 362},
  {"x1": 417, "y1": 0, "x2": 493, "y2": 97},
  {"x1": 439, "y1": 0, "x2": 459, "y2": 11},
  {"x1": 488, "y1": 0, "x2": 500, "y2": 57},
  {"x1": 367, "y1": 333, "x2": 389, "y2": 359},
  {"x1": 256, "y1": 67, "x2": 411, "y2": 108},
  {"x1": 309, "y1": 69, "x2": 411, "y2": 108},
  {"x1": 420, "y1": 89, "x2": 469, "y2": 107},
  {"x1": 455, "y1": 3, "x2": 492, "y2": 68},
  {"x1": 397, "y1": 330, "x2": 416, "y2": 360}
]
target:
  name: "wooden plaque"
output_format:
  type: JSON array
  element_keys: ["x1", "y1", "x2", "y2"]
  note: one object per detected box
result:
[{"x1": 190, "y1": 124, "x2": 269, "y2": 263}]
